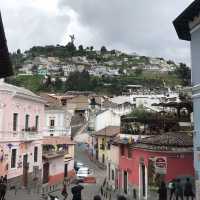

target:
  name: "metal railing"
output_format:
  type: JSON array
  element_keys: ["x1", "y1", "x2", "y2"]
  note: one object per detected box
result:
[
  {"x1": 43, "y1": 127, "x2": 71, "y2": 136},
  {"x1": 0, "y1": 130, "x2": 42, "y2": 141}
]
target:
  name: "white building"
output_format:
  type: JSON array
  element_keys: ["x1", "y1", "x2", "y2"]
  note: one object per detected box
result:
[
  {"x1": 95, "y1": 110, "x2": 121, "y2": 132},
  {"x1": 44, "y1": 105, "x2": 72, "y2": 137},
  {"x1": 174, "y1": 1, "x2": 199, "y2": 198}
]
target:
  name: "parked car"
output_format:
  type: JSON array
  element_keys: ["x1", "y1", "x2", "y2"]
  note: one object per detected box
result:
[
  {"x1": 74, "y1": 161, "x2": 84, "y2": 172},
  {"x1": 76, "y1": 167, "x2": 93, "y2": 181}
]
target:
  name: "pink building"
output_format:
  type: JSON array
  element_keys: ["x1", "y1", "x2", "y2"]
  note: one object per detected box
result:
[
  {"x1": 0, "y1": 81, "x2": 45, "y2": 188},
  {"x1": 42, "y1": 136, "x2": 75, "y2": 185},
  {"x1": 118, "y1": 133, "x2": 194, "y2": 199}
]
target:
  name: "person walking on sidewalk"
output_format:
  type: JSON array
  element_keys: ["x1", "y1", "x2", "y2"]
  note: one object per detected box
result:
[
  {"x1": 0, "y1": 177, "x2": 7, "y2": 200},
  {"x1": 175, "y1": 179, "x2": 183, "y2": 200},
  {"x1": 169, "y1": 179, "x2": 176, "y2": 200},
  {"x1": 158, "y1": 181, "x2": 167, "y2": 200},
  {"x1": 71, "y1": 181, "x2": 84, "y2": 200},
  {"x1": 61, "y1": 182, "x2": 68, "y2": 200},
  {"x1": 184, "y1": 178, "x2": 194, "y2": 200}
]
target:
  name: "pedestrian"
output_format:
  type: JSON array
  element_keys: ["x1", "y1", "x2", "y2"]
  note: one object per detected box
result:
[
  {"x1": 0, "y1": 177, "x2": 3, "y2": 200},
  {"x1": 158, "y1": 181, "x2": 167, "y2": 200},
  {"x1": 100, "y1": 185, "x2": 103, "y2": 196},
  {"x1": 1, "y1": 178, "x2": 7, "y2": 200},
  {"x1": 184, "y1": 178, "x2": 194, "y2": 200},
  {"x1": 71, "y1": 181, "x2": 84, "y2": 200},
  {"x1": 175, "y1": 179, "x2": 183, "y2": 200},
  {"x1": 169, "y1": 179, "x2": 176, "y2": 200},
  {"x1": 61, "y1": 182, "x2": 68, "y2": 200},
  {"x1": 93, "y1": 195, "x2": 101, "y2": 200},
  {"x1": 117, "y1": 195, "x2": 127, "y2": 200}
]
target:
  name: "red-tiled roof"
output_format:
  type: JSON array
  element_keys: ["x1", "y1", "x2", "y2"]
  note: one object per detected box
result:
[
  {"x1": 138, "y1": 132, "x2": 193, "y2": 147},
  {"x1": 94, "y1": 126, "x2": 120, "y2": 137}
]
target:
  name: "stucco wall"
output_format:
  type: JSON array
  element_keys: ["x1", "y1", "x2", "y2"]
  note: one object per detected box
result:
[
  {"x1": 119, "y1": 147, "x2": 194, "y2": 187},
  {"x1": 95, "y1": 110, "x2": 120, "y2": 131},
  {"x1": 0, "y1": 94, "x2": 45, "y2": 133},
  {"x1": 191, "y1": 27, "x2": 200, "y2": 86}
]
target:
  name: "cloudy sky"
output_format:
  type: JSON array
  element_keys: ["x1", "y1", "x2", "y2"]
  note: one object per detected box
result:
[{"x1": 0, "y1": 0, "x2": 193, "y2": 64}]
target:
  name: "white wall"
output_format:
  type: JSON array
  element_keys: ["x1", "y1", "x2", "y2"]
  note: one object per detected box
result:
[
  {"x1": 49, "y1": 157, "x2": 64, "y2": 176},
  {"x1": 95, "y1": 110, "x2": 120, "y2": 131},
  {"x1": 191, "y1": 27, "x2": 200, "y2": 86},
  {"x1": 44, "y1": 109, "x2": 71, "y2": 136}
]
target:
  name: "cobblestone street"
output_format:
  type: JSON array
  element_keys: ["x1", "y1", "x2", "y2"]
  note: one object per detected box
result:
[{"x1": 4, "y1": 143, "x2": 193, "y2": 200}]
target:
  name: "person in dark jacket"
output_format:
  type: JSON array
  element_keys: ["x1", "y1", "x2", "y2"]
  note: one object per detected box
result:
[
  {"x1": 0, "y1": 178, "x2": 6, "y2": 200},
  {"x1": 158, "y1": 181, "x2": 167, "y2": 200},
  {"x1": 184, "y1": 178, "x2": 194, "y2": 200},
  {"x1": 93, "y1": 195, "x2": 101, "y2": 200},
  {"x1": 71, "y1": 182, "x2": 84, "y2": 200},
  {"x1": 175, "y1": 179, "x2": 183, "y2": 200},
  {"x1": 169, "y1": 179, "x2": 176, "y2": 200},
  {"x1": 61, "y1": 182, "x2": 68, "y2": 200},
  {"x1": 117, "y1": 195, "x2": 127, "y2": 200}
]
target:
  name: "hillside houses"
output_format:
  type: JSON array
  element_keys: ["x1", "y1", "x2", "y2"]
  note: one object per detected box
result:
[{"x1": 16, "y1": 49, "x2": 180, "y2": 79}]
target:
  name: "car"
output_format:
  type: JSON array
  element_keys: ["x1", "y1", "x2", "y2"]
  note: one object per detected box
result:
[
  {"x1": 76, "y1": 167, "x2": 93, "y2": 181},
  {"x1": 74, "y1": 161, "x2": 84, "y2": 171}
]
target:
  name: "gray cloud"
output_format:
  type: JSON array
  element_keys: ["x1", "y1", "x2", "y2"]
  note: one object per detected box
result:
[
  {"x1": 58, "y1": 0, "x2": 193, "y2": 64},
  {"x1": 1, "y1": 0, "x2": 194, "y2": 65},
  {"x1": 1, "y1": 1, "x2": 70, "y2": 52}
]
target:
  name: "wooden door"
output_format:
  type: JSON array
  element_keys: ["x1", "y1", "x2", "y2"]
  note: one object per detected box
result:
[
  {"x1": 23, "y1": 154, "x2": 28, "y2": 187},
  {"x1": 64, "y1": 164, "x2": 68, "y2": 178},
  {"x1": 43, "y1": 162, "x2": 49, "y2": 184}
]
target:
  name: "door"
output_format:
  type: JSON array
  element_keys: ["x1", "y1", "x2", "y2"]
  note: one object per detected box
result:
[
  {"x1": 64, "y1": 164, "x2": 68, "y2": 178},
  {"x1": 124, "y1": 171, "x2": 128, "y2": 194},
  {"x1": 43, "y1": 162, "x2": 49, "y2": 184},
  {"x1": 141, "y1": 164, "x2": 146, "y2": 197},
  {"x1": 23, "y1": 154, "x2": 29, "y2": 187}
]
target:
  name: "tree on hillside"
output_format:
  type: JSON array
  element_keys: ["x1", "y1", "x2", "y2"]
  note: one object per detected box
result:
[
  {"x1": 100, "y1": 46, "x2": 107, "y2": 54},
  {"x1": 90, "y1": 46, "x2": 94, "y2": 51},
  {"x1": 175, "y1": 63, "x2": 191, "y2": 86},
  {"x1": 78, "y1": 45, "x2": 84, "y2": 52},
  {"x1": 135, "y1": 67, "x2": 143, "y2": 76}
]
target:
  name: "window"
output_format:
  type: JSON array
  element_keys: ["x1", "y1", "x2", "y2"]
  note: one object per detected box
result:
[
  {"x1": 128, "y1": 146, "x2": 132, "y2": 158},
  {"x1": 112, "y1": 169, "x2": 115, "y2": 180},
  {"x1": 25, "y1": 114, "x2": 29, "y2": 130},
  {"x1": 121, "y1": 145, "x2": 125, "y2": 156},
  {"x1": 35, "y1": 115, "x2": 39, "y2": 130},
  {"x1": 11, "y1": 149, "x2": 17, "y2": 168},
  {"x1": 13, "y1": 113, "x2": 18, "y2": 131},
  {"x1": 34, "y1": 146, "x2": 38, "y2": 163},
  {"x1": 50, "y1": 119, "x2": 55, "y2": 128}
]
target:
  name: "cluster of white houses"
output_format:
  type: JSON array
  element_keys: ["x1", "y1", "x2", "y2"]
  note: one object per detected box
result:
[{"x1": 0, "y1": 81, "x2": 75, "y2": 188}]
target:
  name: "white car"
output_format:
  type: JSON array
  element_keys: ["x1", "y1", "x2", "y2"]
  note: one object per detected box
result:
[{"x1": 76, "y1": 167, "x2": 93, "y2": 180}]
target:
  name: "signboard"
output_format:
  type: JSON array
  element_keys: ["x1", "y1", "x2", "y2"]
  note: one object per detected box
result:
[{"x1": 155, "y1": 157, "x2": 167, "y2": 175}]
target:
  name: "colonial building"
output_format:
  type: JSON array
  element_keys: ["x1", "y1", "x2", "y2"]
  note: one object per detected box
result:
[
  {"x1": 92, "y1": 126, "x2": 120, "y2": 166},
  {"x1": 0, "y1": 81, "x2": 45, "y2": 188},
  {"x1": 42, "y1": 136, "x2": 75, "y2": 185},
  {"x1": 173, "y1": 1, "x2": 200, "y2": 199},
  {"x1": 118, "y1": 133, "x2": 194, "y2": 200}
]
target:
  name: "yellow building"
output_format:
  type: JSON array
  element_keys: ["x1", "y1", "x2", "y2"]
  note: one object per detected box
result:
[{"x1": 93, "y1": 126, "x2": 120, "y2": 166}]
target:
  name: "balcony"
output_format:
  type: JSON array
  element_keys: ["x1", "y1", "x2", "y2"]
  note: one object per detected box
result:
[
  {"x1": 0, "y1": 130, "x2": 41, "y2": 142},
  {"x1": 43, "y1": 127, "x2": 71, "y2": 137},
  {"x1": 43, "y1": 145, "x2": 69, "y2": 159}
]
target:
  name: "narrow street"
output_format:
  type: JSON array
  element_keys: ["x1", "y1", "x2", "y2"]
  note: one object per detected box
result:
[{"x1": 5, "y1": 143, "x2": 107, "y2": 200}]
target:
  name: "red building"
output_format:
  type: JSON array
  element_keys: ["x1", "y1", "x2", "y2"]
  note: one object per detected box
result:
[{"x1": 118, "y1": 132, "x2": 194, "y2": 199}]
